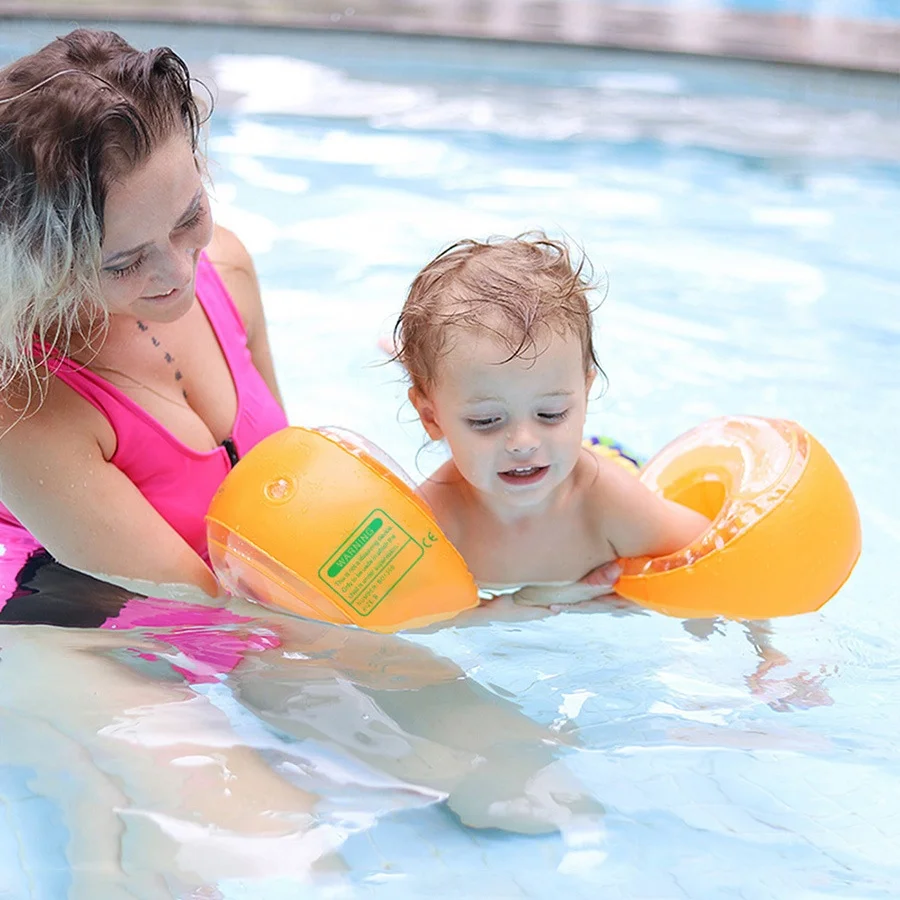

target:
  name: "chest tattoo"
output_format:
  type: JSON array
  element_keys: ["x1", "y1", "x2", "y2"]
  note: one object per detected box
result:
[{"x1": 136, "y1": 320, "x2": 189, "y2": 401}]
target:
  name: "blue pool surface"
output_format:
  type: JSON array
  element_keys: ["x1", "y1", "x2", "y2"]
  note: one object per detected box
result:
[{"x1": 1, "y1": 18, "x2": 899, "y2": 899}]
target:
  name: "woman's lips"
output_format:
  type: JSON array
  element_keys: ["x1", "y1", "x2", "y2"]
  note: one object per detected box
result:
[{"x1": 144, "y1": 283, "x2": 186, "y2": 301}]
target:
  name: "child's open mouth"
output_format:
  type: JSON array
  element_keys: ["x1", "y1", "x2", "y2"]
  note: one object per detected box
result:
[{"x1": 498, "y1": 465, "x2": 549, "y2": 486}]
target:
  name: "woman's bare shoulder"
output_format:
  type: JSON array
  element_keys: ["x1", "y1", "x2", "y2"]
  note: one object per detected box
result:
[
  {"x1": 205, "y1": 224, "x2": 254, "y2": 273},
  {"x1": 0, "y1": 375, "x2": 113, "y2": 457},
  {"x1": 203, "y1": 225, "x2": 263, "y2": 336}
]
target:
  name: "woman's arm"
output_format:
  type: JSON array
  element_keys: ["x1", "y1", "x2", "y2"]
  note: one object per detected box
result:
[
  {"x1": 0, "y1": 626, "x2": 322, "y2": 891},
  {"x1": 0, "y1": 391, "x2": 219, "y2": 596},
  {"x1": 205, "y1": 225, "x2": 284, "y2": 407}
]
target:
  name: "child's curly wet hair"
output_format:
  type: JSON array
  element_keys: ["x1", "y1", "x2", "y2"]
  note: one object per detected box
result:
[{"x1": 393, "y1": 231, "x2": 605, "y2": 394}]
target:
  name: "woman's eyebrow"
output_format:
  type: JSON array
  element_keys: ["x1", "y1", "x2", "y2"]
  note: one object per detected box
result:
[
  {"x1": 102, "y1": 188, "x2": 203, "y2": 266},
  {"x1": 175, "y1": 189, "x2": 204, "y2": 225},
  {"x1": 102, "y1": 240, "x2": 152, "y2": 268}
]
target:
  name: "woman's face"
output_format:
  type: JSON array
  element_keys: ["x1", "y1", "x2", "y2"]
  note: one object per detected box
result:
[{"x1": 99, "y1": 133, "x2": 213, "y2": 323}]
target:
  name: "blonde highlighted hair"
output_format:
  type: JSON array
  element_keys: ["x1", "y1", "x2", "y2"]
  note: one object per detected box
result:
[
  {"x1": 0, "y1": 28, "x2": 207, "y2": 395},
  {"x1": 394, "y1": 232, "x2": 605, "y2": 394}
]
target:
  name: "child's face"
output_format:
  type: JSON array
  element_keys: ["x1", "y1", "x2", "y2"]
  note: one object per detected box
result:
[{"x1": 412, "y1": 326, "x2": 593, "y2": 510}]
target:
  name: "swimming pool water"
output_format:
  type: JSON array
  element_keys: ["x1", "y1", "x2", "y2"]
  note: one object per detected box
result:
[
  {"x1": 635, "y1": 0, "x2": 900, "y2": 21},
  {"x1": 1, "y1": 19, "x2": 899, "y2": 899}
]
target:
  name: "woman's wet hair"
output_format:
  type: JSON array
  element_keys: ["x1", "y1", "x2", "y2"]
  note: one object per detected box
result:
[
  {"x1": 394, "y1": 232, "x2": 606, "y2": 395},
  {"x1": 0, "y1": 28, "x2": 207, "y2": 394}
]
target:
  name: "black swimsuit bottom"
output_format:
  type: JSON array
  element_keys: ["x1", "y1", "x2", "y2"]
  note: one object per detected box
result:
[{"x1": 0, "y1": 550, "x2": 133, "y2": 628}]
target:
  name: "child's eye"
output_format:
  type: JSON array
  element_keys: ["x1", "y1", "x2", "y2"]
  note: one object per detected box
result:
[
  {"x1": 538, "y1": 410, "x2": 569, "y2": 423},
  {"x1": 106, "y1": 255, "x2": 146, "y2": 279},
  {"x1": 466, "y1": 416, "x2": 502, "y2": 431}
]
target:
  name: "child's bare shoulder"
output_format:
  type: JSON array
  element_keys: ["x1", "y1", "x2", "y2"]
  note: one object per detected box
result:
[
  {"x1": 573, "y1": 448, "x2": 642, "y2": 505},
  {"x1": 416, "y1": 461, "x2": 469, "y2": 544},
  {"x1": 576, "y1": 447, "x2": 709, "y2": 558},
  {"x1": 572, "y1": 449, "x2": 652, "y2": 539}
]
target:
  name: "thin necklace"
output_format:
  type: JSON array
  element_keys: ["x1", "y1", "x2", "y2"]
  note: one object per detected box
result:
[
  {"x1": 87, "y1": 318, "x2": 191, "y2": 408},
  {"x1": 91, "y1": 363, "x2": 191, "y2": 410}
]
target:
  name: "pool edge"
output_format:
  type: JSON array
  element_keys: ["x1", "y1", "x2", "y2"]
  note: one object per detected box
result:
[{"x1": 1, "y1": 1, "x2": 899, "y2": 75}]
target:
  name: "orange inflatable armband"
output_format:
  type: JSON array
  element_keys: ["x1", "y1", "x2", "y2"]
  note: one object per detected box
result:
[
  {"x1": 206, "y1": 427, "x2": 479, "y2": 632},
  {"x1": 614, "y1": 416, "x2": 861, "y2": 620}
]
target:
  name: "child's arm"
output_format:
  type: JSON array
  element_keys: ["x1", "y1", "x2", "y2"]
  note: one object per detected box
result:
[{"x1": 598, "y1": 460, "x2": 710, "y2": 559}]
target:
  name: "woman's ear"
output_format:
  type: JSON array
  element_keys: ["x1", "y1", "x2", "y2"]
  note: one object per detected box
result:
[{"x1": 408, "y1": 386, "x2": 444, "y2": 441}]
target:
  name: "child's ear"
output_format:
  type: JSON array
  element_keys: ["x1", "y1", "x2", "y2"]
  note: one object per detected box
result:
[
  {"x1": 585, "y1": 367, "x2": 597, "y2": 395},
  {"x1": 408, "y1": 386, "x2": 444, "y2": 441}
]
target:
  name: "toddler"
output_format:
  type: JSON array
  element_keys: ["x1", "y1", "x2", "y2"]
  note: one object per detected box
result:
[{"x1": 394, "y1": 233, "x2": 709, "y2": 606}]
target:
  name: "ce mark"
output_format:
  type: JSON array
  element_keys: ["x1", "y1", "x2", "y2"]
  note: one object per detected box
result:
[{"x1": 422, "y1": 531, "x2": 439, "y2": 549}]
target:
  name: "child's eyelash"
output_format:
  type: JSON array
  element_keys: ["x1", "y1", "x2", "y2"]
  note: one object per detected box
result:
[
  {"x1": 467, "y1": 417, "x2": 501, "y2": 431},
  {"x1": 466, "y1": 410, "x2": 569, "y2": 430}
]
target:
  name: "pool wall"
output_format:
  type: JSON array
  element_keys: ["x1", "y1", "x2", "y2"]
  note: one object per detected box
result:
[{"x1": 1, "y1": 0, "x2": 898, "y2": 72}]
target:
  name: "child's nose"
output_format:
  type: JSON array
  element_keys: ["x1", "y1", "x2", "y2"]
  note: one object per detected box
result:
[{"x1": 506, "y1": 424, "x2": 538, "y2": 455}]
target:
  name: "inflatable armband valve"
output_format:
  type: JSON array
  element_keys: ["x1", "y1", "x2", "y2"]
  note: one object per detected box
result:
[{"x1": 206, "y1": 427, "x2": 479, "y2": 632}]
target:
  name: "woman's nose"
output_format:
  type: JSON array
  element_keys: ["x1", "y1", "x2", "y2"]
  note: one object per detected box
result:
[{"x1": 158, "y1": 241, "x2": 196, "y2": 286}]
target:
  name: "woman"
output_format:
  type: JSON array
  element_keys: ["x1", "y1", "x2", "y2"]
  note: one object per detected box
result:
[
  {"x1": 0, "y1": 28, "x2": 284, "y2": 605},
  {"x1": 0, "y1": 27, "x2": 620, "y2": 615},
  {"x1": 0, "y1": 31, "x2": 611, "y2": 859}
]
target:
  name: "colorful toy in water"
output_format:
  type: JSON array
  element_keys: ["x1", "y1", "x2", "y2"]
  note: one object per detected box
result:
[
  {"x1": 611, "y1": 416, "x2": 861, "y2": 621},
  {"x1": 206, "y1": 426, "x2": 479, "y2": 632},
  {"x1": 207, "y1": 417, "x2": 860, "y2": 631}
]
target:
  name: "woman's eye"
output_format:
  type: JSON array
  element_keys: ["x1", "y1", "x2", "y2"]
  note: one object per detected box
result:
[
  {"x1": 106, "y1": 256, "x2": 145, "y2": 279},
  {"x1": 179, "y1": 205, "x2": 207, "y2": 232},
  {"x1": 538, "y1": 410, "x2": 569, "y2": 423},
  {"x1": 467, "y1": 417, "x2": 501, "y2": 431}
]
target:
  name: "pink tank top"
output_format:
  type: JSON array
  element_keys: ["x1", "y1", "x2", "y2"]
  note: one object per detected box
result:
[{"x1": 0, "y1": 253, "x2": 288, "y2": 570}]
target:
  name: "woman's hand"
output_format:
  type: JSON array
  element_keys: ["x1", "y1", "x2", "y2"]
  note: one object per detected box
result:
[
  {"x1": 509, "y1": 561, "x2": 622, "y2": 610},
  {"x1": 578, "y1": 560, "x2": 622, "y2": 595}
]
